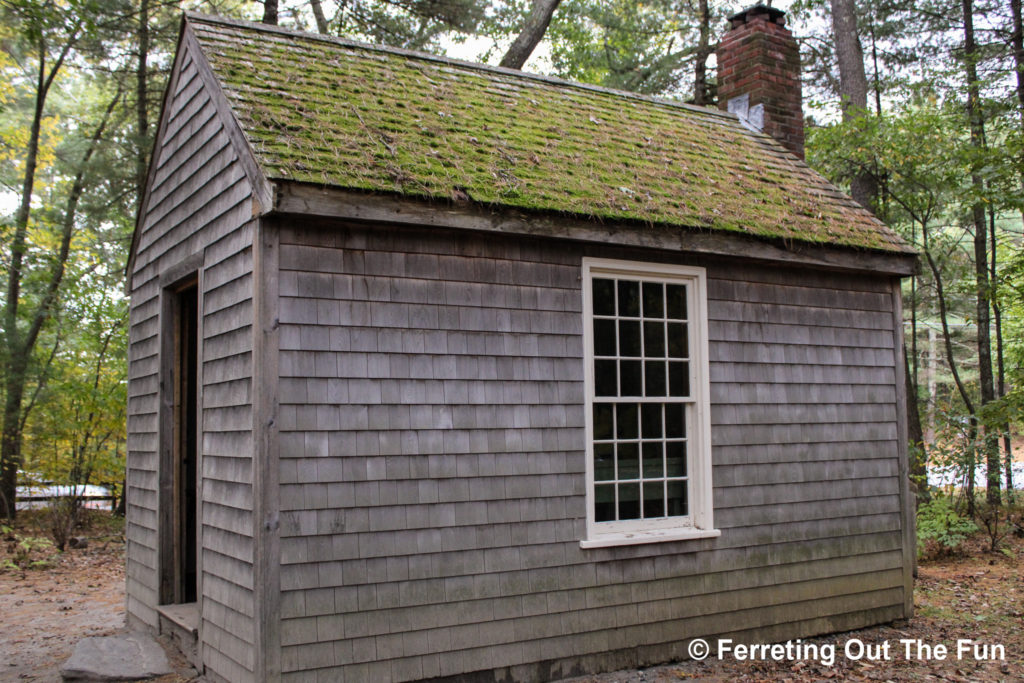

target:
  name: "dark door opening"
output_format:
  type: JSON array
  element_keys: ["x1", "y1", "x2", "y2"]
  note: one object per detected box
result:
[{"x1": 172, "y1": 282, "x2": 198, "y2": 604}]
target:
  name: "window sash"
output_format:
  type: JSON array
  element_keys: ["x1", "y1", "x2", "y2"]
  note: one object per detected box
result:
[{"x1": 582, "y1": 258, "x2": 715, "y2": 545}]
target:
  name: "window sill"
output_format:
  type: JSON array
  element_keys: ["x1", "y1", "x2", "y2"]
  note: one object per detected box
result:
[{"x1": 580, "y1": 527, "x2": 721, "y2": 549}]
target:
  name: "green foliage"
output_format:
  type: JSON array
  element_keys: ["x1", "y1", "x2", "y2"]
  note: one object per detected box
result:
[
  {"x1": 917, "y1": 495, "x2": 979, "y2": 557},
  {"x1": 544, "y1": 0, "x2": 720, "y2": 96},
  {"x1": 974, "y1": 498, "x2": 1024, "y2": 554},
  {"x1": 1, "y1": 526, "x2": 54, "y2": 570},
  {"x1": 0, "y1": 0, "x2": 140, "y2": 515},
  {"x1": 268, "y1": 0, "x2": 486, "y2": 51}
]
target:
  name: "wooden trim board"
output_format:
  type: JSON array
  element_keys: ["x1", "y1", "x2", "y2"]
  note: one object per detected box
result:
[
  {"x1": 273, "y1": 183, "x2": 918, "y2": 277},
  {"x1": 253, "y1": 216, "x2": 282, "y2": 681},
  {"x1": 891, "y1": 278, "x2": 915, "y2": 618}
]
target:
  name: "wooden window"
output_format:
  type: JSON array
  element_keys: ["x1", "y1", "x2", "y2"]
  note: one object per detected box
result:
[{"x1": 581, "y1": 259, "x2": 719, "y2": 548}]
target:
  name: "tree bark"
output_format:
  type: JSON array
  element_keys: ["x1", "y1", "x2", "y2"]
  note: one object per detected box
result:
[
  {"x1": 1011, "y1": 0, "x2": 1024, "y2": 116},
  {"x1": 263, "y1": 0, "x2": 279, "y2": 25},
  {"x1": 499, "y1": 0, "x2": 561, "y2": 70},
  {"x1": 310, "y1": 0, "x2": 329, "y2": 33},
  {"x1": 906, "y1": 346, "x2": 927, "y2": 499},
  {"x1": 693, "y1": 0, "x2": 711, "y2": 105},
  {"x1": 963, "y1": 0, "x2": 1000, "y2": 505},
  {"x1": 1007, "y1": 0, "x2": 1024, "y2": 233},
  {"x1": 989, "y1": 208, "x2": 1013, "y2": 497},
  {"x1": 135, "y1": 0, "x2": 149, "y2": 205},
  {"x1": 829, "y1": 0, "x2": 877, "y2": 209}
]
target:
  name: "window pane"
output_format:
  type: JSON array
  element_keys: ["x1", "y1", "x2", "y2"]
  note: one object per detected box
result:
[
  {"x1": 641, "y1": 403, "x2": 662, "y2": 438},
  {"x1": 593, "y1": 319, "x2": 616, "y2": 356},
  {"x1": 643, "y1": 321, "x2": 665, "y2": 357},
  {"x1": 595, "y1": 359, "x2": 617, "y2": 396},
  {"x1": 594, "y1": 443, "x2": 615, "y2": 481},
  {"x1": 620, "y1": 360, "x2": 642, "y2": 396},
  {"x1": 595, "y1": 484, "x2": 616, "y2": 521},
  {"x1": 642, "y1": 441, "x2": 664, "y2": 478},
  {"x1": 617, "y1": 443, "x2": 640, "y2": 479},
  {"x1": 665, "y1": 404, "x2": 685, "y2": 438},
  {"x1": 618, "y1": 280, "x2": 640, "y2": 317},
  {"x1": 618, "y1": 483, "x2": 640, "y2": 520},
  {"x1": 619, "y1": 320, "x2": 641, "y2": 357},
  {"x1": 593, "y1": 278, "x2": 615, "y2": 316},
  {"x1": 666, "y1": 283, "x2": 687, "y2": 319},
  {"x1": 588, "y1": 269, "x2": 703, "y2": 530},
  {"x1": 666, "y1": 441, "x2": 687, "y2": 477},
  {"x1": 666, "y1": 480, "x2": 688, "y2": 517},
  {"x1": 642, "y1": 282, "x2": 664, "y2": 318},
  {"x1": 616, "y1": 403, "x2": 638, "y2": 439},
  {"x1": 643, "y1": 481, "x2": 665, "y2": 518},
  {"x1": 667, "y1": 323, "x2": 688, "y2": 358},
  {"x1": 645, "y1": 361, "x2": 666, "y2": 396},
  {"x1": 669, "y1": 361, "x2": 689, "y2": 397},
  {"x1": 593, "y1": 403, "x2": 613, "y2": 440}
]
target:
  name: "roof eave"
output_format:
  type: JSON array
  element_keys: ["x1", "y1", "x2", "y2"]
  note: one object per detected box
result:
[{"x1": 268, "y1": 180, "x2": 919, "y2": 277}]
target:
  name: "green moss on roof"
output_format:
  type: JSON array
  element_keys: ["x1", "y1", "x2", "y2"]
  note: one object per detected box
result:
[{"x1": 188, "y1": 15, "x2": 911, "y2": 254}]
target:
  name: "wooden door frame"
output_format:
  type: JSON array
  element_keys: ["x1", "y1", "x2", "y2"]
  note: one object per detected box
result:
[{"x1": 157, "y1": 255, "x2": 204, "y2": 608}]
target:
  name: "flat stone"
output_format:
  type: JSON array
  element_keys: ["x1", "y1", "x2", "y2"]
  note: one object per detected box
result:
[{"x1": 61, "y1": 632, "x2": 173, "y2": 681}]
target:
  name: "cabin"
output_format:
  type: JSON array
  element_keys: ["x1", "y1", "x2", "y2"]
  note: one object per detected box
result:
[{"x1": 126, "y1": 7, "x2": 917, "y2": 683}]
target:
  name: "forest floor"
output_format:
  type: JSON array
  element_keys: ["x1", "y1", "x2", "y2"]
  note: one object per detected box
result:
[
  {"x1": 0, "y1": 511, "x2": 194, "y2": 683},
  {"x1": 1, "y1": 512, "x2": 1021, "y2": 683}
]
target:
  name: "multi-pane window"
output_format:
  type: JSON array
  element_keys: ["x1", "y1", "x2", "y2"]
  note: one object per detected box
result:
[{"x1": 582, "y1": 259, "x2": 717, "y2": 547}]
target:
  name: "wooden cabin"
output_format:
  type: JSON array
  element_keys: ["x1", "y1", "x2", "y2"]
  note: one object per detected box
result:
[{"x1": 126, "y1": 8, "x2": 917, "y2": 683}]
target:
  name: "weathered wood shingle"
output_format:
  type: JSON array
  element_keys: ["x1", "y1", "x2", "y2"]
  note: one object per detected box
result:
[
  {"x1": 126, "y1": 33, "x2": 258, "y2": 683},
  {"x1": 269, "y1": 222, "x2": 906, "y2": 682}
]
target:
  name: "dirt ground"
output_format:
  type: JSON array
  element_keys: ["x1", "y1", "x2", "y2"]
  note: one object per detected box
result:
[
  {"x1": 0, "y1": 512, "x2": 194, "y2": 683},
  {"x1": 2, "y1": 513, "x2": 1021, "y2": 683},
  {"x1": 1, "y1": 523, "x2": 126, "y2": 682}
]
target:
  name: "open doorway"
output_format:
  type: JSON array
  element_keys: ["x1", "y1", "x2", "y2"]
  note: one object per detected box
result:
[{"x1": 161, "y1": 279, "x2": 198, "y2": 605}]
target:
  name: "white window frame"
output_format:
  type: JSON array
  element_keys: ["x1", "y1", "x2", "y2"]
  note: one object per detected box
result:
[{"x1": 580, "y1": 257, "x2": 719, "y2": 548}]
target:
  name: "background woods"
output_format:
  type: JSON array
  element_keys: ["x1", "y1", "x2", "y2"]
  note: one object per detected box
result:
[{"x1": 0, "y1": 0, "x2": 1021, "y2": 540}]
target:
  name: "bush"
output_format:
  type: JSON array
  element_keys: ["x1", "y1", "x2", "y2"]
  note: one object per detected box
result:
[
  {"x1": 46, "y1": 496, "x2": 82, "y2": 552},
  {"x1": 974, "y1": 497, "x2": 1024, "y2": 555},
  {"x1": 917, "y1": 496, "x2": 978, "y2": 558}
]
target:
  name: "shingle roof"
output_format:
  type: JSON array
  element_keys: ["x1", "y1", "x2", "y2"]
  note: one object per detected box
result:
[{"x1": 188, "y1": 14, "x2": 912, "y2": 254}]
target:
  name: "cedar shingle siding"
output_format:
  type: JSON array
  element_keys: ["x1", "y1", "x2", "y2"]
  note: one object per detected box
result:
[{"x1": 127, "y1": 13, "x2": 917, "y2": 683}]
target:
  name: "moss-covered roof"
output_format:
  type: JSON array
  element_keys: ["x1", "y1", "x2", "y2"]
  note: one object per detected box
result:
[{"x1": 188, "y1": 14, "x2": 911, "y2": 254}]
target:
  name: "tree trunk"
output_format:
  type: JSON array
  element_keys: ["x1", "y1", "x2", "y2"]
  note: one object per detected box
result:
[
  {"x1": 499, "y1": 0, "x2": 561, "y2": 70},
  {"x1": 829, "y1": 0, "x2": 877, "y2": 210},
  {"x1": 0, "y1": 60, "x2": 113, "y2": 520},
  {"x1": 263, "y1": 0, "x2": 279, "y2": 25},
  {"x1": 922, "y1": 220, "x2": 978, "y2": 512},
  {"x1": 135, "y1": 0, "x2": 149, "y2": 205},
  {"x1": 926, "y1": 326, "x2": 937, "y2": 443},
  {"x1": 990, "y1": 207, "x2": 1013, "y2": 498},
  {"x1": 693, "y1": 0, "x2": 711, "y2": 105},
  {"x1": 963, "y1": 0, "x2": 1000, "y2": 505},
  {"x1": 310, "y1": 0, "x2": 329, "y2": 33},
  {"x1": 906, "y1": 347, "x2": 927, "y2": 498},
  {"x1": 1007, "y1": 0, "x2": 1024, "y2": 233},
  {"x1": 1011, "y1": 0, "x2": 1024, "y2": 117},
  {"x1": 1, "y1": 31, "x2": 77, "y2": 519}
]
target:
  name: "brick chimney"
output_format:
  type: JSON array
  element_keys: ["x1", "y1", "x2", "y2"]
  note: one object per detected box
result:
[{"x1": 716, "y1": 5, "x2": 804, "y2": 159}]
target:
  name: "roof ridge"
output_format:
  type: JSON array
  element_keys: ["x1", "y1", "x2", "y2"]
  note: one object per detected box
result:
[{"x1": 184, "y1": 11, "x2": 739, "y2": 123}]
